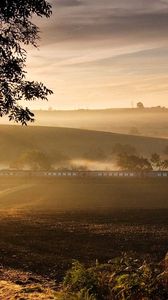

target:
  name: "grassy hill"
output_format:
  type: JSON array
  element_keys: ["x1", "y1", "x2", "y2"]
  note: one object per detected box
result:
[
  {"x1": 0, "y1": 125, "x2": 167, "y2": 166},
  {"x1": 30, "y1": 108, "x2": 168, "y2": 138},
  {"x1": 0, "y1": 125, "x2": 168, "y2": 163}
]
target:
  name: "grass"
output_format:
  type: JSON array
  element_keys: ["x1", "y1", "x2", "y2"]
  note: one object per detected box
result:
[{"x1": 0, "y1": 255, "x2": 167, "y2": 299}]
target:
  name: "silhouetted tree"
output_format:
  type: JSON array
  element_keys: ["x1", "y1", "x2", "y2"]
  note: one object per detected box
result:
[
  {"x1": 117, "y1": 154, "x2": 152, "y2": 171},
  {"x1": 162, "y1": 159, "x2": 168, "y2": 170},
  {"x1": 0, "y1": 0, "x2": 53, "y2": 124},
  {"x1": 137, "y1": 102, "x2": 144, "y2": 109},
  {"x1": 150, "y1": 153, "x2": 162, "y2": 170},
  {"x1": 151, "y1": 153, "x2": 168, "y2": 170},
  {"x1": 11, "y1": 150, "x2": 52, "y2": 170}
]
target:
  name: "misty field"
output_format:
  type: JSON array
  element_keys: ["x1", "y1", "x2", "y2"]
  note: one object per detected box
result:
[
  {"x1": 0, "y1": 176, "x2": 168, "y2": 210},
  {"x1": 33, "y1": 108, "x2": 168, "y2": 138},
  {"x1": 0, "y1": 177, "x2": 167, "y2": 269},
  {"x1": 0, "y1": 176, "x2": 167, "y2": 298}
]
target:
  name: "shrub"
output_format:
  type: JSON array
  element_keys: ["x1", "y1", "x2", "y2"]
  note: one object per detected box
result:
[
  {"x1": 62, "y1": 254, "x2": 168, "y2": 300},
  {"x1": 63, "y1": 261, "x2": 99, "y2": 297},
  {"x1": 58, "y1": 289, "x2": 97, "y2": 300}
]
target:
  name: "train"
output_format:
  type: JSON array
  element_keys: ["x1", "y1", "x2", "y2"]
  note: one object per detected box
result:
[{"x1": 0, "y1": 170, "x2": 168, "y2": 178}]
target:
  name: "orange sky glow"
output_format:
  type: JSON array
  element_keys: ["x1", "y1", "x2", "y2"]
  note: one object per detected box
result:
[{"x1": 26, "y1": 0, "x2": 168, "y2": 110}]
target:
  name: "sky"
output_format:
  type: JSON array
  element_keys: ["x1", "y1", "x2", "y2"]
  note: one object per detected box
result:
[{"x1": 27, "y1": 0, "x2": 168, "y2": 109}]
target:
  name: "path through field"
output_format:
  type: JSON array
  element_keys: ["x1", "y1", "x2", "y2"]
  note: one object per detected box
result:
[
  {"x1": 0, "y1": 183, "x2": 36, "y2": 210},
  {"x1": 0, "y1": 184, "x2": 34, "y2": 198}
]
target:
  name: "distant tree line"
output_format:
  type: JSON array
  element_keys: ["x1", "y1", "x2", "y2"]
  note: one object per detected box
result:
[
  {"x1": 10, "y1": 150, "x2": 69, "y2": 170},
  {"x1": 117, "y1": 153, "x2": 168, "y2": 171},
  {"x1": 8, "y1": 144, "x2": 168, "y2": 171}
]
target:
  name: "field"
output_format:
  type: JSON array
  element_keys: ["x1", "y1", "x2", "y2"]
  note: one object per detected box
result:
[
  {"x1": 0, "y1": 176, "x2": 168, "y2": 210},
  {"x1": 0, "y1": 208, "x2": 167, "y2": 281},
  {"x1": 0, "y1": 209, "x2": 167, "y2": 299},
  {"x1": 0, "y1": 210, "x2": 168, "y2": 281},
  {"x1": 0, "y1": 176, "x2": 167, "y2": 298}
]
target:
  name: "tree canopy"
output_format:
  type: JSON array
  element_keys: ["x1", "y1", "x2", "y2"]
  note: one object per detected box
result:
[
  {"x1": 137, "y1": 102, "x2": 144, "y2": 109},
  {"x1": 14, "y1": 150, "x2": 52, "y2": 170},
  {"x1": 0, "y1": 0, "x2": 53, "y2": 124},
  {"x1": 117, "y1": 153, "x2": 152, "y2": 171},
  {"x1": 117, "y1": 152, "x2": 168, "y2": 171}
]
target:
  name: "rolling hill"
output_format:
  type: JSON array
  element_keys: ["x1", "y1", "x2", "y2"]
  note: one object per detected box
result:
[
  {"x1": 0, "y1": 125, "x2": 167, "y2": 166},
  {"x1": 30, "y1": 108, "x2": 168, "y2": 138}
]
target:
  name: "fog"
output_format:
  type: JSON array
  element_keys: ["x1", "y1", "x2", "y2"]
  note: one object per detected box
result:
[
  {"x1": 0, "y1": 108, "x2": 168, "y2": 138},
  {"x1": 59, "y1": 159, "x2": 118, "y2": 171},
  {"x1": 33, "y1": 108, "x2": 168, "y2": 138}
]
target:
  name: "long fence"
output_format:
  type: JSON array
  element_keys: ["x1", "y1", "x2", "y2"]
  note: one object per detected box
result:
[{"x1": 0, "y1": 170, "x2": 168, "y2": 177}]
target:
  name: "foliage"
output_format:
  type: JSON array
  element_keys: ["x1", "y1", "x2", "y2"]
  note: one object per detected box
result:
[
  {"x1": 0, "y1": 0, "x2": 53, "y2": 124},
  {"x1": 150, "y1": 153, "x2": 168, "y2": 170},
  {"x1": 150, "y1": 153, "x2": 162, "y2": 170},
  {"x1": 162, "y1": 159, "x2": 168, "y2": 170},
  {"x1": 63, "y1": 260, "x2": 99, "y2": 297},
  {"x1": 117, "y1": 154, "x2": 152, "y2": 171},
  {"x1": 10, "y1": 149, "x2": 52, "y2": 170},
  {"x1": 137, "y1": 102, "x2": 144, "y2": 109},
  {"x1": 62, "y1": 254, "x2": 168, "y2": 300},
  {"x1": 58, "y1": 289, "x2": 97, "y2": 300},
  {"x1": 108, "y1": 254, "x2": 168, "y2": 300},
  {"x1": 117, "y1": 151, "x2": 168, "y2": 171}
]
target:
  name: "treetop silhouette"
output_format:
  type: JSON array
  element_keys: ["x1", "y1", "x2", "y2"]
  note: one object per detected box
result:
[{"x1": 0, "y1": 0, "x2": 53, "y2": 124}]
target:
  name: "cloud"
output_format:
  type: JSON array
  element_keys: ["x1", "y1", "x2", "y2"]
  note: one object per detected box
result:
[
  {"x1": 27, "y1": 0, "x2": 168, "y2": 109},
  {"x1": 55, "y1": 0, "x2": 83, "y2": 7},
  {"x1": 37, "y1": 0, "x2": 168, "y2": 48}
]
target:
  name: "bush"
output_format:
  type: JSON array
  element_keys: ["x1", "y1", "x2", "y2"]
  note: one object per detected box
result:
[
  {"x1": 63, "y1": 261, "x2": 99, "y2": 297},
  {"x1": 58, "y1": 289, "x2": 96, "y2": 300},
  {"x1": 62, "y1": 254, "x2": 168, "y2": 300}
]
